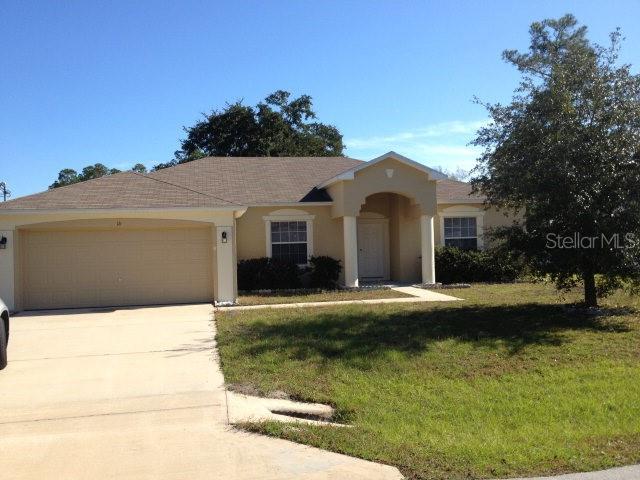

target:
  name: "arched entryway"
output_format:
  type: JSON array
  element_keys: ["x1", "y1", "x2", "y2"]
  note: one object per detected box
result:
[
  {"x1": 340, "y1": 190, "x2": 436, "y2": 287},
  {"x1": 320, "y1": 152, "x2": 441, "y2": 288},
  {"x1": 356, "y1": 192, "x2": 424, "y2": 284}
]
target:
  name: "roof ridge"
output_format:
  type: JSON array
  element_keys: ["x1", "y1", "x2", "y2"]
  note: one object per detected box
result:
[
  {"x1": 152, "y1": 155, "x2": 363, "y2": 167},
  {"x1": 0, "y1": 156, "x2": 368, "y2": 210},
  {"x1": 440, "y1": 178, "x2": 471, "y2": 185},
  {"x1": 132, "y1": 171, "x2": 242, "y2": 206},
  {"x1": 145, "y1": 156, "x2": 365, "y2": 194}
]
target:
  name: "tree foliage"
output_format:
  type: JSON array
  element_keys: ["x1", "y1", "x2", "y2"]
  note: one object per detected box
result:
[
  {"x1": 471, "y1": 15, "x2": 640, "y2": 307},
  {"x1": 131, "y1": 163, "x2": 147, "y2": 174},
  {"x1": 49, "y1": 163, "x2": 146, "y2": 189},
  {"x1": 153, "y1": 90, "x2": 344, "y2": 170}
]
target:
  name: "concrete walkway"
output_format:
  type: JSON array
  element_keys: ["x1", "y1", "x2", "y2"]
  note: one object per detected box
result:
[
  {"x1": 391, "y1": 285, "x2": 461, "y2": 301},
  {"x1": 218, "y1": 287, "x2": 460, "y2": 311},
  {"x1": 0, "y1": 304, "x2": 402, "y2": 480}
]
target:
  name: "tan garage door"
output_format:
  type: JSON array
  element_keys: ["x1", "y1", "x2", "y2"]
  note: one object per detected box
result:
[{"x1": 21, "y1": 226, "x2": 214, "y2": 310}]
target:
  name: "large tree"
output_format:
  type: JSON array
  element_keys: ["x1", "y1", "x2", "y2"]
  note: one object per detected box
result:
[
  {"x1": 49, "y1": 163, "x2": 146, "y2": 188},
  {"x1": 153, "y1": 90, "x2": 344, "y2": 170},
  {"x1": 472, "y1": 15, "x2": 640, "y2": 307}
]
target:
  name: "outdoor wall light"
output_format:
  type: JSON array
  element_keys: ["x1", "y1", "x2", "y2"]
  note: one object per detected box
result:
[
  {"x1": 0, "y1": 236, "x2": 7, "y2": 249},
  {"x1": 221, "y1": 231, "x2": 228, "y2": 243}
]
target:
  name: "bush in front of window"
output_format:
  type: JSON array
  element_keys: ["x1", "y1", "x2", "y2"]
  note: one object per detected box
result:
[
  {"x1": 308, "y1": 256, "x2": 342, "y2": 289},
  {"x1": 237, "y1": 258, "x2": 302, "y2": 291},
  {"x1": 435, "y1": 246, "x2": 524, "y2": 284}
]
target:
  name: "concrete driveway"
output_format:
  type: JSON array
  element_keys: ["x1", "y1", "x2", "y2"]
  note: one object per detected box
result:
[{"x1": 0, "y1": 304, "x2": 402, "y2": 480}]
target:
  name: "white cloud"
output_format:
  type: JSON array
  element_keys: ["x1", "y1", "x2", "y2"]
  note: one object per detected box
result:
[{"x1": 345, "y1": 119, "x2": 488, "y2": 172}]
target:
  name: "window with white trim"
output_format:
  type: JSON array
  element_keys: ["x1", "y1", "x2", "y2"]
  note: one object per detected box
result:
[
  {"x1": 443, "y1": 217, "x2": 478, "y2": 250},
  {"x1": 270, "y1": 221, "x2": 309, "y2": 265}
]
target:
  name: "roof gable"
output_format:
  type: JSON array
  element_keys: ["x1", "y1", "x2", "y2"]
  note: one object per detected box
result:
[{"x1": 317, "y1": 151, "x2": 447, "y2": 188}]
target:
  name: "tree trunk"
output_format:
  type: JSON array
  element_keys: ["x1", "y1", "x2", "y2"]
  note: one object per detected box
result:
[{"x1": 583, "y1": 270, "x2": 598, "y2": 308}]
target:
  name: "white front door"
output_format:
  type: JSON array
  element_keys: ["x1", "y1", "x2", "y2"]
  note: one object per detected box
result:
[{"x1": 357, "y1": 221, "x2": 386, "y2": 279}]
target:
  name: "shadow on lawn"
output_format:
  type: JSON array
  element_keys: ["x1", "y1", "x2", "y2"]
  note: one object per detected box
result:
[{"x1": 231, "y1": 303, "x2": 630, "y2": 361}]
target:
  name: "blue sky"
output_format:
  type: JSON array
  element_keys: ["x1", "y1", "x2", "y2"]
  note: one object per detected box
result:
[{"x1": 2, "y1": 1, "x2": 639, "y2": 199}]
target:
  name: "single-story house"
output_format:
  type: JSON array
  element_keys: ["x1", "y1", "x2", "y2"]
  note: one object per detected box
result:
[{"x1": 0, "y1": 151, "x2": 511, "y2": 311}]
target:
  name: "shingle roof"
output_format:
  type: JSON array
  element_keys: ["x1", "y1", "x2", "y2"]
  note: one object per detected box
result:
[
  {"x1": 148, "y1": 156, "x2": 364, "y2": 204},
  {"x1": 436, "y1": 179, "x2": 484, "y2": 203},
  {"x1": 0, "y1": 156, "x2": 483, "y2": 211},
  {"x1": 0, "y1": 171, "x2": 239, "y2": 210}
]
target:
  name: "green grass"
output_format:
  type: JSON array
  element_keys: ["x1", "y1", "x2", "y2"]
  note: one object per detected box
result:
[
  {"x1": 237, "y1": 288, "x2": 414, "y2": 305},
  {"x1": 216, "y1": 283, "x2": 640, "y2": 479}
]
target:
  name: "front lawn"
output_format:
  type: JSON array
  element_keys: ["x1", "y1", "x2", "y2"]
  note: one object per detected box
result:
[
  {"x1": 237, "y1": 288, "x2": 415, "y2": 305},
  {"x1": 216, "y1": 283, "x2": 640, "y2": 479}
]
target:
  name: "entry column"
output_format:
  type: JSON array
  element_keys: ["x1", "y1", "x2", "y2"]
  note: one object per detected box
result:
[
  {"x1": 420, "y1": 215, "x2": 436, "y2": 284},
  {"x1": 343, "y1": 216, "x2": 359, "y2": 287}
]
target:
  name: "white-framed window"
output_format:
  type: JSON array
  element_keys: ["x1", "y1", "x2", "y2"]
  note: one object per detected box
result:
[
  {"x1": 263, "y1": 210, "x2": 314, "y2": 265},
  {"x1": 270, "y1": 221, "x2": 309, "y2": 264},
  {"x1": 439, "y1": 206, "x2": 485, "y2": 250},
  {"x1": 443, "y1": 217, "x2": 478, "y2": 250}
]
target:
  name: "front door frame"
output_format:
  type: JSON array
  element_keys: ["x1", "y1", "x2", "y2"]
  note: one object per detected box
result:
[{"x1": 357, "y1": 216, "x2": 390, "y2": 281}]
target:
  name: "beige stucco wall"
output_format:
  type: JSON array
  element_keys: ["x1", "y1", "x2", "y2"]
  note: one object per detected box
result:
[
  {"x1": 483, "y1": 207, "x2": 518, "y2": 234},
  {"x1": 19, "y1": 218, "x2": 218, "y2": 231},
  {"x1": 327, "y1": 158, "x2": 438, "y2": 218},
  {"x1": 237, "y1": 200, "x2": 517, "y2": 285},
  {"x1": 435, "y1": 203, "x2": 517, "y2": 248},
  {"x1": 236, "y1": 205, "x2": 345, "y2": 277},
  {"x1": 0, "y1": 209, "x2": 238, "y2": 229},
  {"x1": 238, "y1": 198, "x2": 430, "y2": 284}
]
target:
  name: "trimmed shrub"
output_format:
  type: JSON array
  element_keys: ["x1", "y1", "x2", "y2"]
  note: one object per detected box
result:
[
  {"x1": 308, "y1": 256, "x2": 342, "y2": 288},
  {"x1": 237, "y1": 255, "x2": 343, "y2": 291},
  {"x1": 435, "y1": 246, "x2": 524, "y2": 284},
  {"x1": 237, "y1": 258, "x2": 301, "y2": 291}
]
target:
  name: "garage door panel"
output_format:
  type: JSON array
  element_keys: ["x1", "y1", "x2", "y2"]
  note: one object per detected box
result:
[{"x1": 22, "y1": 226, "x2": 214, "y2": 310}]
